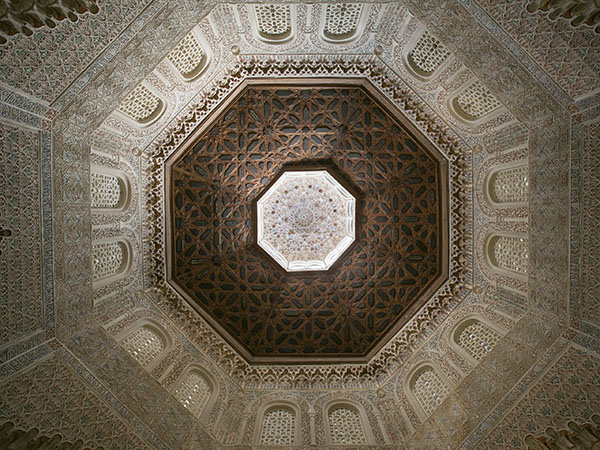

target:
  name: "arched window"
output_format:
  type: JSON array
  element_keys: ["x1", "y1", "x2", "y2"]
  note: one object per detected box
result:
[
  {"x1": 173, "y1": 370, "x2": 212, "y2": 418},
  {"x1": 406, "y1": 30, "x2": 450, "y2": 77},
  {"x1": 488, "y1": 235, "x2": 528, "y2": 275},
  {"x1": 117, "y1": 84, "x2": 165, "y2": 125},
  {"x1": 90, "y1": 168, "x2": 130, "y2": 211},
  {"x1": 254, "y1": 5, "x2": 293, "y2": 42},
  {"x1": 92, "y1": 240, "x2": 130, "y2": 282},
  {"x1": 259, "y1": 406, "x2": 296, "y2": 446},
  {"x1": 322, "y1": 3, "x2": 363, "y2": 42},
  {"x1": 410, "y1": 366, "x2": 450, "y2": 417},
  {"x1": 452, "y1": 80, "x2": 502, "y2": 121},
  {"x1": 120, "y1": 325, "x2": 166, "y2": 368},
  {"x1": 454, "y1": 319, "x2": 502, "y2": 361},
  {"x1": 91, "y1": 172, "x2": 122, "y2": 209},
  {"x1": 327, "y1": 404, "x2": 367, "y2": 445},
  {"x1": 486, "y1": 163, "x2": 528, "y2": 206},
  {"x1": 167, "y1": 29, "x2": 208, "y2": 81}
]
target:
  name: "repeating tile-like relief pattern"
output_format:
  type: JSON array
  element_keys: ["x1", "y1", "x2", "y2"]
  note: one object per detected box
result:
[
  {"x1": 475, "y1": 222, "x2": 528, "y2": 293},
  {"x1": 491, "y1": 165, "x2": 528, "y2": 204},
  {"x1": 259, "y1": 407, "x2": 295, "y2": 445},
  {"x1": 240, "y1": 393, "x2": 311, "y2": 446},
  {"x1": 0, "y1": 0, "x2": 153, "y2": 104},
  {"x1": 324, "y1": 4, "x2": 363, "y2": 37},
  {"x1": 0, "y1": 355, "x2": 150, "y2": 449},
  {"x1": 92, "y1": 241, "x2": 124, "y2": 281},
  {"x1": 0, "y1": 124, "x2": 43, "y2": 346},
  {"x1": 255, "y1": 5, "x2": 291, "y2": 37},
  {"x1": 456, "y1": 81, "x2": 503, "y2": 119},
  {"x1": 173, "y1": 371, "x2": 211, "y2": 418},
  {"x1": 167, "y1": 31, "x2": 205, "y2": 78},
  {"x1": 121, "y1": 325, "x2": 164, "y2": 367},
  {"x1": 475, "y1": 0, "x2": 600, "y2": 100},
  {"x1": 90, "y1": 172, "x2": 121, "y2": 208},
  {"x1": 117, "y1": 84, "x2": 161, "y2": 123},
  {"x1": 475, "y1": 146, "x2": 529, "y2": 219},
  {"x1": 408, "y1": 30, "x2": 451, "y2": 75},
  {"x1": 329, "y1": 406, "x2": 367, "y2": 444},
  {"x1": 492, "y1": 235, "x2": 529, "y2": 275},
  {"x1": 580, "y1": 120, "x2": 600, "y2": 328},
  {"x1": 458, "y1": 321, "x2": 502, "y2": 361},
  {"x1": 413, "y1": 367, "x2": 450, "y2": 416},
  {"x1": 89, "y1": 147, "x2": 138, "y2": 227},
  {"x1": 476, "y1": 346, "x2": 600, "y2": 449}
]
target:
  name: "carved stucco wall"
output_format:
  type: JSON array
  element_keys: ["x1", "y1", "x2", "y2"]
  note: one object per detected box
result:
[
  {"x1": 0, "y1": 124, "x2": 44, "y2": 346},
  {"x1": 0, "y1": 0, "x2": 598, "y2": 449},
  {"x1": 474, "y1": 0, "x2": 600, "y2": 102},
  {"x1": 0, "y1": 93, "x2": 55, "y2": 365},
  {"x1": 579, "y1": 118, "x2": 600, "y2": 329},
  {"x1": 476, "y1": 344, "x2": 600, "y2": 449},
  {"x1": 0, "y1": 352, "x2": 151, "y2": 448},
  {"x1": 0, "y1": 0, "x2": 154, "y2": 105}
]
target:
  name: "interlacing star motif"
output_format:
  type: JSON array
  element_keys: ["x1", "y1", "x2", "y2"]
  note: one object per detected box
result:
[{"x1": 169, "y1": 84, "x2": 446, "y2": 358}]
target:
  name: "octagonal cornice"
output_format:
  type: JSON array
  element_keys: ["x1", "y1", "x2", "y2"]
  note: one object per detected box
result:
[
  {"x1": 163, "y1": 78, "x2": 450, "y2": 362},
  {"x1": 144, "y1": 56, "x2": 470, "y2": 385}
]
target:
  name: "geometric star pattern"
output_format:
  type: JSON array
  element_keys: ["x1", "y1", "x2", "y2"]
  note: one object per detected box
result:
[{"x1": 168, "y1": 83, "x2": 447, "y2": 361}]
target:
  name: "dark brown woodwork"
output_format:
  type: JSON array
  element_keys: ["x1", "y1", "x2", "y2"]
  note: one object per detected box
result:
[{"x1": 166, "y1": 79, "x2": 448, "y2": 363}]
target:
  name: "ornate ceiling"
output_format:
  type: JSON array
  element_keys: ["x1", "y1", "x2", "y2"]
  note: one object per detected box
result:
[
  {"x1": 255, "y1": 167, "x2": 357, "y2": 272},
  {"x1": 0, "y1": 0, "x2": 597, "y2": 448},
  {"x1": 166, "y1": 81, "x2": 447, "y2": 361}
]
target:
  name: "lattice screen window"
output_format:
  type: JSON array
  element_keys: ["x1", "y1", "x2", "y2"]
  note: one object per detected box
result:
[
  {"x1": 255, "y1": 5, "x2": 291, "y2": 37},
  {"x1": 91, "y1": 172, "x2": 122, "y2": 209},
  {"x1": 324, "y1": 4, "x2": 363, "y2": 38},
  {"x1": 174, "y1": 371, "x2": 211, "y2": 418},
  {"x1": 492, "y1": 236, "x2": 528, "y2": 274},
  {"x1": 328, "y1": 406, "x2": 367, "y2": 445},
  {"x1": 490, "y1": 165, "x2": 528, "y2": 204},
  {"x1": 259, "y1": 407, "x2": 296, "y2": 446},
  {"x1": 121, "y1": 326, "x2": 164, "y2": 367},
  {"x1": 455, "y1": 81, "x2": 502, "y2": 119},
  {"x1": 92, "y1": 241, "x2": 124, "y2": 281},
  {"x1": 167, "y1": 31, "x2": 206, "y2": 78},
  {"x1": 408, "y1": 31, "x2": 450, "y2": 75},
  {"x1": 117, "y1": 85, "x2": 161, "y2": 123},
  {"x1": 457, "y1": 321, "x2": 502, "y2": 361},
  {"x1": 413, "y1": 367, "x2": 450, "y2": 416}
]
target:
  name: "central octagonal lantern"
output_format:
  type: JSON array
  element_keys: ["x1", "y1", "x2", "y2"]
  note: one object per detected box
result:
[
  {"x1": 166, "y1": 79, "x2": 448, "y2": 363},
  {"x1": 256, "y1": 169, "x2": 357, "y2": 272}
]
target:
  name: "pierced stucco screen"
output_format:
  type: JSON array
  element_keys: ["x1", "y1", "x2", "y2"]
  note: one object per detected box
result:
[{"x1": 256, "y1": 170, "x2": 356, "y2": 272}]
